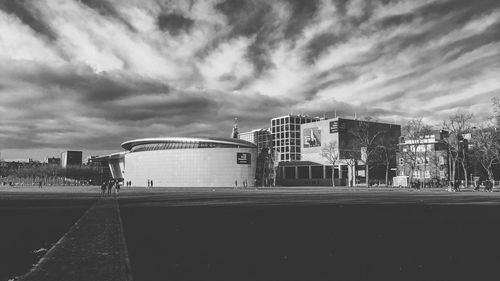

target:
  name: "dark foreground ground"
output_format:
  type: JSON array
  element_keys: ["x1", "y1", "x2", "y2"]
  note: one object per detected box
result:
[
  {"x1": 2, "y1": 187, "x2": 500, "y2": 281},
  {"x1": 119, "y1": 189, "x2": 500, "y2": 281},
  {"x1": 0, "y1": 191, "x2": 97, "y2": 281}
]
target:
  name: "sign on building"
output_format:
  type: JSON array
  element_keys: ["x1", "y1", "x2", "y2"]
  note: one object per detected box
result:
[
  {"x1": 329, "y1": 120, "x2": 346, "y2": 133},
  {"x1": 237, "y1": 152, "x2": 251, "y2": 164}
]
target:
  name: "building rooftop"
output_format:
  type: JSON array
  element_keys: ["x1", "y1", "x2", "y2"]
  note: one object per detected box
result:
[{"x1": 121, "y1": 137, "x2": 257, "y2": 151}]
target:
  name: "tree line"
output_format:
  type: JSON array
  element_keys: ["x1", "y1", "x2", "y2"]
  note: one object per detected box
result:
[{"x1": 321, "y1": 98, "x2": 500, "y2": 187}]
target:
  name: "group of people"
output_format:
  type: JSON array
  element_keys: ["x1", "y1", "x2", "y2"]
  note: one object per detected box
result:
[
  {"x1": 101, "y1": 179, "x2": 120, "y2": 195},
  {"x1": 234, "y1": 179, "x2": 249, "y2": 189},
  {"x1": 473, "y1": 180, "x2": 494, "y2": 192},
  {"x1": 147, "y1": 179, "x2": 154, "y2": 188}
]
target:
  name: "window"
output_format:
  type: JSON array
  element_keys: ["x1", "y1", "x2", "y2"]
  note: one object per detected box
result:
[
  {"x1": 326, "y1": 166, "x2": 333, "y2": 179},
  {"x1": 285, "y1": 167, "x2": 295, "y2": 179},
  {"x1": 298, "y1": 167, "x2": 309, "y2": 179},
  {"x1": 311, "y1": 166, "x2": 323, "y2": 179}
]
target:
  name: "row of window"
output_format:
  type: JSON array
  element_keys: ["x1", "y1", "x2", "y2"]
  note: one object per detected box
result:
[
  {"x1": 279, "y1": 153, "x2": 301, "y2": 161},
  {"x1": 273, "y1": 132, "x2": 301, "y2": 139},
  {"x1": 130, "y1": 142, "x2": 240, "y2": 152},
  {"x1": 271, "y1": 117, "x2": 317, "y2": 126},
  {"x1": 271, "y1": 124, "x2": 301, "y2": 132},
  {"x1": 281, "y1": 166, "x2": 337, "y2": 179},
  {"x1": 275, "y1": 146, "x2": 301, "y2": 153},
  {"x1": 274, "y1": 139, "x2": 301, "y2": 146}
]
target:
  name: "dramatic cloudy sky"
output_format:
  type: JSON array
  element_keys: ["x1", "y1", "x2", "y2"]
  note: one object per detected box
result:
[{"x1": 1, "y1": 0, "x2": 499, "y2": 160}]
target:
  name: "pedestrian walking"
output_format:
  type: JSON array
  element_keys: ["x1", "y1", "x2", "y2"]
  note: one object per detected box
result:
[
  {"x1": 485, "y1": 180, "x2": 493, "y2": 192},
  {"x1": 147, "y1": 179, "x2": 150, "y2": 188},
  {"x1": 116, "y1": 182, "x2": 120, "y2": 195},
  {"x1": 150, "y1": 180, "x2": 153, "y2": 188},
  {"x1": 38, "y1": 181, "x2": 42, "y2": 188},
  {"x1": 101, "y1": 181, "x2": 107, "y2": 195},
  {"x1": 107, "y1": 180, "x2": 113, "y2": 195},
  {"x1": 234, "y1": 180, "x2": 238, "y2": 189}
]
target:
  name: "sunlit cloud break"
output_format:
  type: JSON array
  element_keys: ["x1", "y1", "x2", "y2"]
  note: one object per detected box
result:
[{"x1": 0, "y1": 0, "x2": 499, "y2": 158}]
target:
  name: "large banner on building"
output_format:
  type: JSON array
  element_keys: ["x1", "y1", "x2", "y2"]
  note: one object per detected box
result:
[{"x1": 303, "y1": 127, "x2": 321, "y2": 148}]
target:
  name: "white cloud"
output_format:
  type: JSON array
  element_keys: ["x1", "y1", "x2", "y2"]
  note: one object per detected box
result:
[{"x1": 0, "y1": 11, "x2": 62, "y2": 63}]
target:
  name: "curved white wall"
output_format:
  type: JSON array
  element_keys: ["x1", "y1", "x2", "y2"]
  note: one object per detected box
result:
[{"x1": 123, "y1": 147, "x2": 256, "y2": 188}]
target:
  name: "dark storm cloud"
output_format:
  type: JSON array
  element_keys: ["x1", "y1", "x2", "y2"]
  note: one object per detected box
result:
[
  {"x1": 100, "y1": 92, "x2": 218, "y2": 124},
  {"x1": 305, "y1": 32, "x2": 348, "y2": 64},
  {"x1": 4, "y1": 64, "x2": 170, "y2": 104},
  {"x1": 283, "y1": 0, "x2": 320, "y2": 40},
  {"x1": 0, "y1": 0, "x2": 56, "y2": 40},
  {"x1": 215, "y1": 0, "x2": 270, "y2": 37},
  {"x1": 78, "y1": 0, "x2": 136, "y2": 31},
  {"x1": 157, "y1": 13, "x2": 194, "y2": 35},
  {"x1": 213, "y1": 0, "x2": 280, "y2": 76}
]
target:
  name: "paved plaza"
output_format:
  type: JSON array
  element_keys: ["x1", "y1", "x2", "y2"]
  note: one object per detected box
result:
[{"x1": 2, "y1": 186, "x2": 500, "y2": 281}]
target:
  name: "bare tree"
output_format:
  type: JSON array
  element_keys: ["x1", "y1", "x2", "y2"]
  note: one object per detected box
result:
[
  {"x1": 351, "y1": 119, "x2": 382, "y2": 187},
  {"x1": 469, "y1": 118, "x2": 500, "y2": 184},
  {"x1": 269, "y1": 148, "x2": 280, "y2": 187},
  {"x1": 321, "y1": 140, "x2": 339, "y2": 187},
  {"x1": 376, "y1": 139, "x2": 397, "y2": 186},
  {"x1": 399, "y1": 118, "x2": 433, "y2": 185},
  {"x1": 443, "y1": 112, "x2": 474, "y2": 187},
  {"x1": 341, "y1": 150, "x2": 360, "y2": 187}
]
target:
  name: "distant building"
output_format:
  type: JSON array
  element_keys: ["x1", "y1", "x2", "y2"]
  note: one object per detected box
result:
[
  {"x1": 271, "y1": 114, "x2": 320, "y2": 161},
  {"x1": 61, "y1": 151, "x2": 83, "y2": 168},
  {"x1": 47, "y1": 157, "x2": 61, "y2": 165},
  {"x1": 2, "y1": 158, "x2": 33, "y2": 163},
  {"x1": 397, "y1": 130, "x2": 449, "y2": 183},
  {"x1": 276, "y1": 117, "x2": 401, "y2": 186},
  {"x1": 239, "y1": 128, "x2": 273, "y2": 186},
  {"x1": 239, "y1": 128, "x2": 272, "y2": 152},
  {"x1": 87, "y1": 156, "x2": 112, "y2": 185}
]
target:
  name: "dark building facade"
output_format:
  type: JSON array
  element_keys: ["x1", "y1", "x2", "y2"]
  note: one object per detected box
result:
[
  {"x1": 61, "y1": 151, "x2": 83, "y2": 167},
  {"x1": 276, "y1": 117, "x2": 401, "y2": 186}
]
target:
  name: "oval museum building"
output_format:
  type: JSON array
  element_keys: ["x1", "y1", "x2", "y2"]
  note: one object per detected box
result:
[{"x1": 115, "y1": 137, "x2": 257, "y2": 188}]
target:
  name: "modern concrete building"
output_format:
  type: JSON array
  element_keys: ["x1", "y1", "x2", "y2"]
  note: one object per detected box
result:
[
  {"x1": 61, "y1": 151, "x2": 83, "y2": 168},
  {"x1": 239, "y1": 128, "x2": 272, "y2": 152},
  {"x1": 271, "y1": 114, "x2": 320, "y2": 161},
  {"x1": 114, "y1": 137, "x2": 257, "y2": 188},
  {"x1": 276, "y1": 117, "x2": 401, "y2": 186}
]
